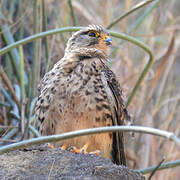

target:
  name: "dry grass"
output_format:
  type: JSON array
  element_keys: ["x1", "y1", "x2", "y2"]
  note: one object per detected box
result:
[{"x1": 0, "y1": 0, "x2": 180, "y2": 179}]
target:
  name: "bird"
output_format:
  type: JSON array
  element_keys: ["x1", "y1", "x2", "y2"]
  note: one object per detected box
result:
[{"x1": 35, "y1": 25, "x2": 130, "y2": 165}]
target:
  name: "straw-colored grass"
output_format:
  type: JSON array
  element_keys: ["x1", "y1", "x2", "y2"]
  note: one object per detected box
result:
[{"x1": 0, "y1": 0, "x2": 179, "y2": 179}]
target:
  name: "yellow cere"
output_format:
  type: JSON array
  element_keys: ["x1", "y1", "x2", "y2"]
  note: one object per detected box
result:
[{"x1": 101, "y1": 34, "x2": 109, "y2": 41}]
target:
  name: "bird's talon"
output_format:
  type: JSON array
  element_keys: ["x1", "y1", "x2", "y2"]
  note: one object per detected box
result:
[
  {"x1": 47, "y1": 143, "x2": 54, "y2": 149},
  {"x1": 89, "y1": 150, "x2": 102, "y2": 156},
  {"x1": 61, "y1": 144, "x2": 67, "y2": 150},
  {"x1": 69, "y1": 143, "x2": 89, "y2": 154},
  {"x1": 80, "y1": 148, "x2": 86, "y2": 154}
]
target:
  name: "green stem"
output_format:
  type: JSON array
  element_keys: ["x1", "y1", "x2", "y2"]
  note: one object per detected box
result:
[
  {"x1": 0, "y1": 127, "x2": 18, "y2": 146},
  {"x1": 107, "y1": 0, "x2": 154, "y2": 29},
  {"x1": 130, "y1": 0, "x2": 160, "y2": 32},
  {"x1": 0, "y1": 27, "x2": 81, "y2": 56},
  {"x1": 110, "y1": 31, "x2": 154, "y2": 107},
  {"x1": 19, "y1": 45, "x2": 25, "y2": 134},
  {"x1": 42, "y1": 0, "x2": 49, "y2": 62},
  {"x1": 18, "y1": 0, "x2": 24, "y2": 40},
  {"x1": 111, "y1": 0, "x2": 159, "y2": 56},
  {"x1": 0, "y1": 25, "x2": 21, "y2": 82},
  {"x1": 32, "y1": 0, "x2": 39, "y2": 98},
  {"x1": 137, "y1": 159, "x2": 180, "y2": 174},
  {"x1": 19, "y1": 45, "x2": 25, "y2": 101},
  {"x1": 29, "y1": 125, "x2": 41, "y2": 137},
  {"x1": 68, "y1": 0, "x2": 76, "y2": 26}
]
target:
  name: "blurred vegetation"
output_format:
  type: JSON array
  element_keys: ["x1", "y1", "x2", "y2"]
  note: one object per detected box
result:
[{"x1": 0, "y1": 0, "x2": 180, "y2": 179}]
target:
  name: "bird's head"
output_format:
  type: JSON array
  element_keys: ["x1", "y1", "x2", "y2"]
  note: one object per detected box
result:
[{"x1": 65, "y1": 25, "x2": 112, "y2": 56}]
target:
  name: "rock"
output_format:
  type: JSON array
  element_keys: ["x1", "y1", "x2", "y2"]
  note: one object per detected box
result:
[{"x1": 0, "y1": 145, "x2": 145, "y2": 180}]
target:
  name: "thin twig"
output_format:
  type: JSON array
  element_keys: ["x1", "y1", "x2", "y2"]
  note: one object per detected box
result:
[
  {"x1": 48, "y1": 159, "x2": 55, "y2": 180},
  {"x1": 20, "y1": 100, "x2": 26, "y2": 140},
  {"x1": 0, "y1": 127, "x2": 18, "y2": 146},
  {"x1": 0, "y1": 125, "x2": 18, "y2": 129},
  {"x1": 0, "y1": 126, "x2": 179, "y2": 155},
  {"x1": 0, "y1": 139, "x2": 17, "y2": 143},
  {"x1": 148, "y1": 157, "x2": 165, "y2": 180}
]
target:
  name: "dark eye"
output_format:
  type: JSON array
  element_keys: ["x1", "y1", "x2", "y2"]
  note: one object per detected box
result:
[{"x1": 88, "y1": 32, "x2": 96, "y2": 37}]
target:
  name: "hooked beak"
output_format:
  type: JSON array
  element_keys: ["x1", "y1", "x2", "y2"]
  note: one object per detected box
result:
[{"x1": 104, "y1": 37, "x2": 112, "y2": 46}]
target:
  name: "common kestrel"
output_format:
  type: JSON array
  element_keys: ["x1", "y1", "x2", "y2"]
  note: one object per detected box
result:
[{"x1": 35, "y1": 25, "x2": 130, "y2": 165}]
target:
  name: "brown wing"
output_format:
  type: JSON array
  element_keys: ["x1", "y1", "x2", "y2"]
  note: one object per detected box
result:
[
  {"x1": 101, "y1": 68, "x2": 130, "y2": 166},
  {"x1": 35, "y1": 60, "x2": 63, "y2": 134}
]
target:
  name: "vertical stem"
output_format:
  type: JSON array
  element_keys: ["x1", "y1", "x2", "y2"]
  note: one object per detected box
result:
[
  {"x1": 32, "y1": 0, "x2": 40, "y2": 98},
  {"x1": 68, "y1": 0, "x2": 76, "y2": 26},
  {"x1": 0, "y1": 24, "x2": 21, "y2": 82},
  {"x1": 18, "y1": 0, "x2": 24, "y2": 40},
  {"x1": 19, "y1": 45, "x2": 25, "y2": 135},
  {"x1": 42, "y1": 0, "x2": 49, "y2": 69}
]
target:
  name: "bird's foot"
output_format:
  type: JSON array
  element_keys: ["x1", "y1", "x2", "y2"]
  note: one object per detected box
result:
[
  {"x1": 70, "y1": 143, "x2": 102, "y2": 156},
  {"x1": 47, "y1": 143, "x2": 54, "y2": 149},
  {"x1": 71, "y1": 143, "x2": 89, "y2": 154},
  {"x1": 60, "y1": 144, "x2": 67, "y2": 150},
  {"x1": 47, "y1": 143, "x2": 67, "y2": 150},
  {"x1": 89, "y1": 150, "x2": 102, "y2": 156}
]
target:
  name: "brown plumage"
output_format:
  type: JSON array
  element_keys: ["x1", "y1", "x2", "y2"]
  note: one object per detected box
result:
[{"x1": 35, "y1": 25, "x2": 130, "y2": 165}]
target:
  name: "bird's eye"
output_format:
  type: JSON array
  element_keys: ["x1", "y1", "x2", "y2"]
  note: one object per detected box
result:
[{"x1": 88, "y1": 31, "x2": 97, "y2": 37}]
